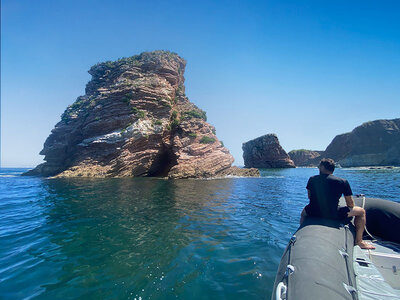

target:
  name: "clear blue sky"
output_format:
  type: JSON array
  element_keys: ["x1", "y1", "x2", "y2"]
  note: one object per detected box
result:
[{"x1": 1, "y1": 0, "x2": 399, "y2": 167}]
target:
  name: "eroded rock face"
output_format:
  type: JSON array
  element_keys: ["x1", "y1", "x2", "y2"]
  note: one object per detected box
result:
[
  {"x1": 323, "y1": 119, "x2": 400, "y2": 167},
  {"x1": 288, "y1": 150, "x2": 323, "y2": 167},
  {"x1": 242, "y1": 134, "x2": 295, "y2": 168},
  {"x1": 25, "y1": 51, "x2": 258, "y2": 178}
]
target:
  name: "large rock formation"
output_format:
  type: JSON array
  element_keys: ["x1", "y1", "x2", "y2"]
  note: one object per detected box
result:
[
  {"x1": 25, "y1": 51, "x2": 258, "y2": 178},
  {"x1": 323, "y1": 118, "x2": 400, "y2": 167},
  {"x1": 242, "y1": 134, "x2": 295, "y2": 168},
  {"x1": 288, "y1": 149, "x2": 323, "y2": 167}
]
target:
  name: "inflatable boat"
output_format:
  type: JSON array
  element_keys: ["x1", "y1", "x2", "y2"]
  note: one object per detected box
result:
[{"x1": 272, "y1": 195, "x2": 400, "y2": 300}]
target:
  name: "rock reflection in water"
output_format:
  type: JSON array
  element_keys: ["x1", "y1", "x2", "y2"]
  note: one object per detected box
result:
[{"x1": 39, "y1": 178, "x2": 237, "y2": 299}]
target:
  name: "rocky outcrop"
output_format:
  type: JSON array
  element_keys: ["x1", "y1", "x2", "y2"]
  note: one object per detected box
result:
[
  {"x1": 242, "y1": 134, "x2": 295, "y2": 168},
  {"x1": 288, "y1": 149, "x2": 323, "y2": 166},
  {"x1": 216, "y1": 166, "x2": 261, "y2": 177},
  {"x1": 323, "y1": 118, "x2": 400, "y2": 167},
  {"x1": 24, "y1": 51, "x2": 258, "y2": 178}
]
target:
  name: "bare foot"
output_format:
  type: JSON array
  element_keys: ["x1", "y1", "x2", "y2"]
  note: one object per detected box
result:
[{"x1": 357, "y1": 241, "x2": 376, "y2": 249}]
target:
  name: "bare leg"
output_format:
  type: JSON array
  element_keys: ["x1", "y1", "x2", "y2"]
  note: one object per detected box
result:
[{"x1": 348, "y1": 207, "x2": 375, "y2": 250}]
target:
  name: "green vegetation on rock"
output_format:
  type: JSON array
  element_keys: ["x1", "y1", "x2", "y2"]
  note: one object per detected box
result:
[
  {"x1": 91, "y1": 50, "x2": 180, "y2": 73},
  {"x1": 169, "y1": 110, "x2": 180, "y2": 129},
  {"x1": 123, "y1": 95, "x2": 132, "y2": 104},
  {"x1": 200, "y1": 136, "x2": 215, "y2": 144},
  {"x1": 120, "y1": 122, "x2": 133, "y2": 133},
  {"x1": 288, "y1": 149, "x2": 308, "y2": 154},
  {"x1": 182, "y1": 109, "x2": 207, "y2": 121},
  {"x1": 131, "y1": 107, "x2": 145, "y2": 119},
  {"x1": 171, "y1": 119, "x2": 180, "y2": 129}
]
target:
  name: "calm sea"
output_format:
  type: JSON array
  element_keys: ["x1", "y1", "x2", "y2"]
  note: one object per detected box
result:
[{"x1": 0, "y1": 167, "x2": 399, "y2": 300}]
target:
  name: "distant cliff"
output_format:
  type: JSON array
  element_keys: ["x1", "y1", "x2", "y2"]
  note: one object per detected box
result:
[
  {"x1": 288, "y1": 150, "x2": 323, "y2": 167},
  {"x1": 323, "y1": 118, "x2": 400, "y2": 167},
  {"x1": 289, "y1": 118, "x2": 400, "y2": 167},
  {"x1": 242, "y1": 134, "x2": 295, "y2": 168},
  {"x1": 24, "y1": 51, "x2": 258, "y2": 178}
]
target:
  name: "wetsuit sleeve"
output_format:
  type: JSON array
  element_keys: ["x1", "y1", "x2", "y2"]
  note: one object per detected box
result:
[{"x1": 343, "y1": 179, "x2": 353, "y2": 196}]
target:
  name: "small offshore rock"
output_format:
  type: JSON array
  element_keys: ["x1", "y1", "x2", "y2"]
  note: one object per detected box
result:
[
  {"x1": 216, "y1": 166, "x2": 260, "y2": 177},
  {"x1": 288, "y1": 149, "x2": 323, "y2": 167},
  {"x1": 242, "y1": 134, "x2": 295, "y2": 168}
]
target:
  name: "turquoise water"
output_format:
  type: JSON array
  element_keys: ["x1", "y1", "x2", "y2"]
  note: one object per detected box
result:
[{"x1": 1, "y1": 167, "x2": 399, "y2": 299}]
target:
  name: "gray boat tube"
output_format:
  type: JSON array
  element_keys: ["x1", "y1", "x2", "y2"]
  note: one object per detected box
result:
[
  {"x1": 272, "y1": 197, "x2": 400, "y2": 300},
  {"x1": 272, "y1": 218, "x2": 357, "y2": 300}
]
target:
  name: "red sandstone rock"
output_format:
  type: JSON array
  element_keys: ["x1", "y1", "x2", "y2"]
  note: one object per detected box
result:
[
  {"x1": 323, "y1": 119, "x2": 400, "y2": 167},
  {"x1": 242, "y1": 134, "x2": 295, "y2": 168},
  {"x1": 288, "y1": 119, "x2": 400, "y2": 167},
  {"x1": 24, "y1": 51, "x2": 258, "y2": 178},
  {"x1": 288, "y1": 150, "x2": 323, "y2": 167}
]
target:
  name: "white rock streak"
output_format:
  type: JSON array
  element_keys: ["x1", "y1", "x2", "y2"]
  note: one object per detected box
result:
[{"x1": 78, "y1": 119, "x2": 162, "y2": 146}]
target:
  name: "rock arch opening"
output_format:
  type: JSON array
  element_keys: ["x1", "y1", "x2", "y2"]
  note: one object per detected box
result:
[{"x1": 147, "y1": 146, "x2": 177, "y2": 177}]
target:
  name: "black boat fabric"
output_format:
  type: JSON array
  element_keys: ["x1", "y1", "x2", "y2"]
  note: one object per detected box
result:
[
  {"x1": 353, "y1": 196, "x2": 400, "y2": 244},
  {"x1": 272, "y1": 218, "x2": 357, "y2": 300}
]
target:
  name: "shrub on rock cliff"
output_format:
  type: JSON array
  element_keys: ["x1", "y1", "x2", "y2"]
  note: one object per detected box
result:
[
  {"x1": 182, "y1": 109, "x2": 207, "y2": 121},
  {"x1": 200, "y1": 136, "x2": 215, "y2": 144}
]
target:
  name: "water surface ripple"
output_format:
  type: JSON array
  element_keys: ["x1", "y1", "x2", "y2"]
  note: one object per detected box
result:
[{"x1": 0, "y1": 167, "x2": 399, "y2": 299}]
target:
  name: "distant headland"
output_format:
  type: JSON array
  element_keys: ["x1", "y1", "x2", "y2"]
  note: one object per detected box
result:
[
  {"x1": 290, "y1": 118, "x2": 400, "y2": 168},
  {"x1": 24, "y1": 51, "x2": 259, "y2": 178},
  {"x1": 245, "y1": 118, "x2": 399, "y2": 168}
]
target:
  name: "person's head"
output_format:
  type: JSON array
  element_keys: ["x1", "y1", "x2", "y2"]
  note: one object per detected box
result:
[{"x1": 319, "y1": 158, "x2": 335, "y2": 174}]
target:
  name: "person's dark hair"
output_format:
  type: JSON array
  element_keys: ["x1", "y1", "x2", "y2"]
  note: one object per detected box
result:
[{"x1": 319, "y1": 158, "x2": 335, "y2": 173}]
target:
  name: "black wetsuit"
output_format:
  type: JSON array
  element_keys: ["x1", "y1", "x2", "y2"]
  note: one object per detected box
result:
[{"x1": 305, "y1": 174, "x2": 353, "y2": 220}]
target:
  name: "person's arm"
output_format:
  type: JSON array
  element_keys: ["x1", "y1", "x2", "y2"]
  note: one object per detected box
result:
[
  {"x1": 306, "y1": 177, "x2": 312, "y2": 200},
  {"x1": 344, "y1": 179, "x2": 354, "y2": 209},
  {"x1": 344, "y1": 195, "x2": 355, "y2": 209}
]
